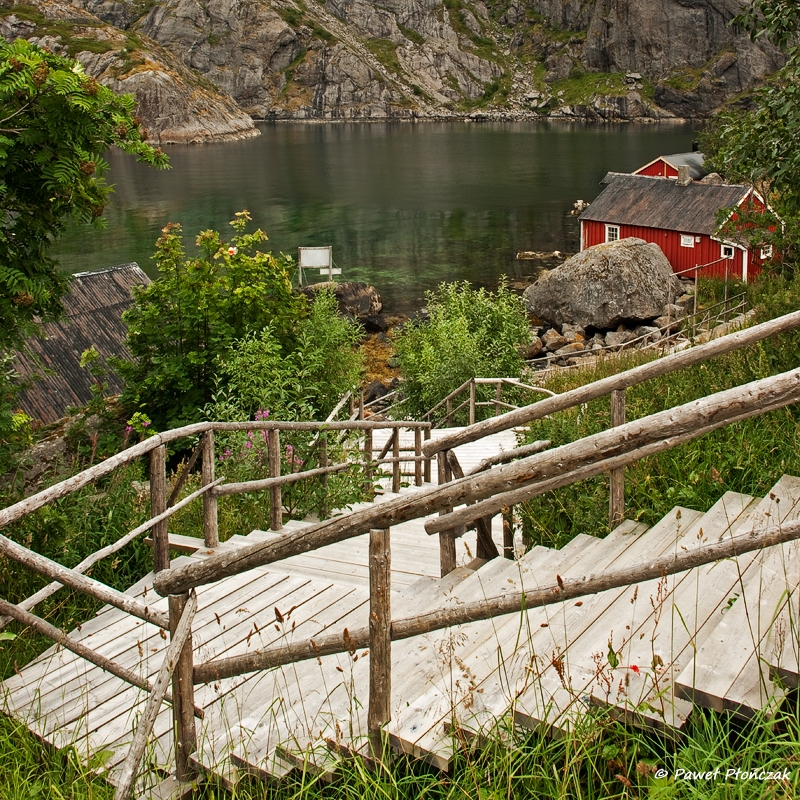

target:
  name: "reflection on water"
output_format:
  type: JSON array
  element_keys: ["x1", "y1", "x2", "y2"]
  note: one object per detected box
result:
[{"x1": 54, "y1": 120, "x2": 698, "y2": 314}]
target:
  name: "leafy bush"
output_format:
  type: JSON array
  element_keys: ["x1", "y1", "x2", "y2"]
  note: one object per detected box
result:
[
  {"x1": 207, "y1": 289, "x2": 363, "y2": 423},
  {"x1": 393, "y1": 280, "x2": 530, "y2": 423},
  {"x1": 117, "y1": 212, "x2": 306, "y2": 429}
]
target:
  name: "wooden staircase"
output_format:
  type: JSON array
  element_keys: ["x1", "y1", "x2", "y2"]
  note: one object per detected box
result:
[{"x1": 4, "y1": 473, "x2": 800, "y2": 793}]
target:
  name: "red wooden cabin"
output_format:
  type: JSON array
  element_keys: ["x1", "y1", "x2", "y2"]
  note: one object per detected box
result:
[
  {"x1": 579, "y1": 172, "x2": 773, "y2": 282},
  {"x1": 634, "y1": 152, "x2": 706, "y2": 181}
]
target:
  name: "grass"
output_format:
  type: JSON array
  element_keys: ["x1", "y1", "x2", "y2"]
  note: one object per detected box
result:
[{"x1": 548, "y1": 71, "x2": 655, "y2": 108}]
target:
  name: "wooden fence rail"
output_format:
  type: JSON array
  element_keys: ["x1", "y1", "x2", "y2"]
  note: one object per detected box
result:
[
  {"x1": 192, "y1": 516, "x2": 800, "y2": 684},
  {"x1": 153, "y1": 365, "x2": 800, "y2": 597},
  {"x1": 422, "y1": 308, "x2": 800, "y2": 458}
]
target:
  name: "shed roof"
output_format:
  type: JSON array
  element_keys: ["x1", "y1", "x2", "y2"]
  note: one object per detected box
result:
[
  {"x1": 579, "y1": 173, "x2": 751, "y2": 236},
  {"x1": 13, "y1": 264, "x2": 149, "y2": 424},
  {"x1": 636, "y1": 152, "x2": 706, "y2": 179}
]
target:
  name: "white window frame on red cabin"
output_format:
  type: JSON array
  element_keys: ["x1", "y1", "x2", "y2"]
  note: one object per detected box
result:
[
  {"x1": 721, "y1": 244, "x2": 735, "y2": 260},
  {"x1": 605, "y1": 224, "x2": 619, "y2": 243},
  {"x1": 680, "y1": 234, "x2": 695, "y2": 248},
  {"x1": 761, "y1": 244, "x2": 773, "y2": 259}
]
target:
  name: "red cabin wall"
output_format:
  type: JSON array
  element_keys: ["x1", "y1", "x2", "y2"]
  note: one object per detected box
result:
[
  {"x1": 581, "y1": 220, "x2": 762, "y2": 281},
  {"x1": 634, "y1": 160, "x2": 678, "y2": 179}
]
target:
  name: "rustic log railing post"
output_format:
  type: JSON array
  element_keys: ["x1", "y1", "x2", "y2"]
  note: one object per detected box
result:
[
  {"x1": 150, "y1": 445, "x2": 169, "y2": 573},
  {"x1": 423, "y1": 427, "x2": 431, "y2": 483},
  {"x1": 445, "y1": 396, "x2": 452, "y2": 423},
  {"x1": 502, "y1": 506, "x2": 514, "y2": 559},
  {"x1": 268, "y1": 428, "x2": 282, "y2": 531},
  {"x1": 367, "y1": 527, "x2": 391, "y2": 762},
  {"x1": 364, "y1": 428, "x2": 374, "y2": 497},
  {"x1": 392, "y1": 428, "x2": 401, "y2": 493},
  {"x1": 202, "y1": 430, "x2": 219, "y2": 548},
  {"x1": 319, "y1": 432, "x2": 329, "y2": 519},
  {"x1": 359, "y1": 390, "x2": 365, "y2": 420},
  {"x1": 609, "y1": 388, "x2": 626, "y2": 530},
  {"x1": 446, "y1": 450, "x2": 497, "y2": 560},
  {"x1": 469, "y1": 379, "x2": 476, "y2": 425},
  {"x1": 168, "y1": 591, "x2": 197, "y2": 784},
  {"x1": 437, "y1": 452, "x2": 457, "y2": 576},
  {"x1": 494, "y1": 380, "x2": 503, "y2": 416},
  {"x1": 414, "y1": 427, "x2": 423, "y2": 487}
]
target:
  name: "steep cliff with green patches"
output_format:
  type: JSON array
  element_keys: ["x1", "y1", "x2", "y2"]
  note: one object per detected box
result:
[{"x1": 0, "y1": 0, "x2": 784, "y2": 140}]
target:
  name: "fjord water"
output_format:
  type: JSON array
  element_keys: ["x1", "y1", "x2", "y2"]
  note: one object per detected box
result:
[{"x1": 54, "y1": 121, "x2": 697, "y2": 313}]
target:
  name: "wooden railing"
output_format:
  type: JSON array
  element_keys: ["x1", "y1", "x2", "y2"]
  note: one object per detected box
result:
[
  {"x1": 2, "y1": 308, "x2": 800, "y2": 796},
  {"x1": 422, "y1": 377, "x2": 557, "y2": 427}
]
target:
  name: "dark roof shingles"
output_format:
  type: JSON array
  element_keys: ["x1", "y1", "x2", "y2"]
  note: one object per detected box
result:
[
  {"x1": 580, "y1": 173, "x2": 750, "y2": 235},
  {"x1": 13, "y1": 264, "x2": 148, "y2": 424}
]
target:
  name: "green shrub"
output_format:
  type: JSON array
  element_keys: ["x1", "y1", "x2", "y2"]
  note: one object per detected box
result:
[
  {"x1": 393, "y1": 280, "x2": 530, "y2": 423},
  {"x1": 117, "y1": 212, "x2": 306, "y2": 429}
]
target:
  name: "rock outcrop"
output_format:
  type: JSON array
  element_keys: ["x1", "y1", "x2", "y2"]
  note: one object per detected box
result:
[
  {"x1": 302, "y1": 281, "x2": 383, "y2": 320},
  {"x1": 0, "y1": 0, "x2": 787, "y2": 128},
  {"x1": 524, "y1": 238, "x2": 682, "y2": 330},
  {"x1": 0, "y1": 0, "x2": 258, "y2": 143}
]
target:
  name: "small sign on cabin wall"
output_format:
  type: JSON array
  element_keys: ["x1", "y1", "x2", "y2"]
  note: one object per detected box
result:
[{"x1": 298, "y1": 246, "x2": 340, "y2": 286}]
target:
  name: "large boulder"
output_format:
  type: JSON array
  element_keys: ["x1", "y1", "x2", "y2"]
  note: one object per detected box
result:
[{"x1": 523, "y1": 238, "x2": 682, "y2": 330}]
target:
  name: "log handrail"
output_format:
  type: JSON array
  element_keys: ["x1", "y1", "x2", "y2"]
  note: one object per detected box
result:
[
  {"x1": 422, "y1": 308, "x2": 800, "y2": 457},
  {"x1": 193, "y1": 516, "x2": 800, "y2": 684},
  {"x1": 152, "y1": 366, "x2": 800, "y2": 596},
  {"x1": 0, "y1": 419, "x2": 430, "y2": 532},
  {"x1": 0, "y1": 477, "x2": 223, "y2": 631}
]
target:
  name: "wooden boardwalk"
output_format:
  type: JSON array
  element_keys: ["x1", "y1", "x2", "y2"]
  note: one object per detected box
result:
[{"x1": 3, "y1": 450, "x2": 800, "y2": 793}]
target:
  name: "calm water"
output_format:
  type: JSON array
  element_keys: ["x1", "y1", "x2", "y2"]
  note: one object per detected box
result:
[{"x1": 54, "y1": 121, "x2": 698, "y2": 314}]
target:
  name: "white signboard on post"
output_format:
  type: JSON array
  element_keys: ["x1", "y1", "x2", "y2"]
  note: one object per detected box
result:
[{"x1": 298, "y1": 246, "x2": 340, "y2": 285}]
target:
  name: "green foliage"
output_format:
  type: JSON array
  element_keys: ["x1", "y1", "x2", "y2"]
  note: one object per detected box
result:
[
  {"x1": 700, "y1": 0, "x2": 800, "y2": 263},
  {"x1": 393, "y1": 280, "x2": 530, "y2": 422},
  {"x1": 208, "y1": 289, "x2": 363, "y2": 423},
  {"x1": 118, "y1": 212, "x2": 306, "y2": 429},
  {"x1": 365, "y1": 39, "x2": 404, "y2": 76},
  {"x1": 0, "y1": 39, "x2": 167, "y2": 351}
]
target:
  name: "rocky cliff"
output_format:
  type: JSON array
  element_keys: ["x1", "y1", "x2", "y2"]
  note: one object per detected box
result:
[{"x1": 0, "y1": 0, "x2": 784, "y2": 140}]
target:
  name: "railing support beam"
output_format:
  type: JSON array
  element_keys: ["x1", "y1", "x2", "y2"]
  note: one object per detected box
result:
[
  {"x1": 609, "y1": 388, "x2": 626, "y2": 530},
  {"x1": 268, "y1": 429, "x2": 282, "y2": 531},
  {"x1": 202, "y1": 430, "x2": 219, "y2": 548},
  {"x1": 368, "y1": 528, "x2": 391, "y2": 762},
  {"x1": 150, "y1": 445, "x2": 169, "y2": 572}
]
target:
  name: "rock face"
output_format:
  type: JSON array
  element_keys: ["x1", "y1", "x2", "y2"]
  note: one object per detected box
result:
[
  {"x1": 1, "y1": 0, "x2": 786, "y2": 126},
  {"x1": 0, "y1": 0, "x2": 258, "y2": 143},
  {"x1": 524, "y1": 238, "x2": 682, "y2": 330}
]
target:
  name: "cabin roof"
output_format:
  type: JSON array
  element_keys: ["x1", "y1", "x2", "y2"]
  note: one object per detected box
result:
[
  {"x1": 579, "y1": 172, "x2": 751, "y2": 236},
  {"x1": 13, "y1": 264, "x2": 149, "y2": 425},
  {"x1": 636, "y1": 152, "x2": 706, "y2": 179}
]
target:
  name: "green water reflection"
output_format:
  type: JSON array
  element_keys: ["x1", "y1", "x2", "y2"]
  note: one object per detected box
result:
[{"x1": 54, "y1": 120, "x2": 698, "y2": 313}]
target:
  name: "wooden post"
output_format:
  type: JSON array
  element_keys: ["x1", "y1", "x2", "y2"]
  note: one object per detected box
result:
[
  {"x1": 364, "y1": 428, "x2": 374, "y2": 498},
  {"x1": 414, "y1": 427, "x2": 423, "y2": 487},
  {"x1": 446, "y1": 450, "x2": 497, "y2": 559},
  {"x1": 494, "y1": 380, "x2": 503, "y2": 416},
  {"x1": 268, "y1": 429, "x2": 282, "y2": 531},
  {"x1": 423, "y1": 428, "x2": 431, "y2": 484},
  {"x1": 392, "y1": 427, "x2": 401, "y2": 494},
  {"x1": 150, "y1": 445, "x2": 169, "y2": 573},
  {"x1": 367, "y1": 528, "x2": 391, "y2": 761},
  {"x1": 437, "y1": 453, "x2": 456, "y2": 576},
  {"x1": 609, "y1": 389, "x2": 626, "y2": 531},
  {"x1": 359, "y1": 390, "x2": 365, "y2": 421},
  {"x1": 445, "y1": 396, "x2": 452, "y2": 423},
  {"x1": 169, "y1": 592, "x2": 197, "y2": 783},
  {"x1": 469, "y1": 379, "x2": 476, "y2": 425},
  {"x1": 319, "y1": 433, "x2": 329, "y2": 519},
  {"x1": 202, "y1": 430, "x2": 219, "y2": 548},
  {"x1": 502, "y1": 506, "x2": 514, "y2": 559}
]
